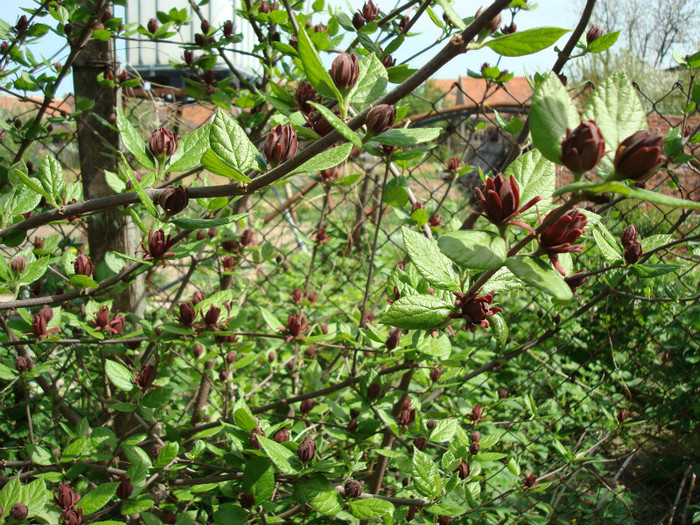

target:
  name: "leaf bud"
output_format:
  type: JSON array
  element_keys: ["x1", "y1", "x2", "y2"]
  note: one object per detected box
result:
[
  {"x1": 366, "y1": 104, "x2": 396, "y2": 135},
  {"x1": 474, "y1": 7, "x2": 502, "y2": 35},
  {"x1": 297, "y1": 435, "x2": 317, "y2": 463},
  {"x1": 586, "y1": 25, "x2": 603, "y2": 44},
  {"x1": 148, "y1": 128, "x2": 178, "y2": 159},
  {"x1": 329, "y1": 53, "x2": 359, "y2": 91},
  {"x1": 10, "y1": 255, "x2": 26, "y2": 274},
  {"x1": 193, "y1": 343, "x2": 203, "y2": 358},
  {"x1": 264, "y1": 124, "x2": 298, "y2": 166},
  {"x1": 344, "y1": 479, "x2": 363, "y2": 499},
  {"x1": 560, "y1": 120, "x2": 606, "y2": 173},
  {"x1": 613, "y1": 129, "x2": 667, "y2": 181},
  {"x1": 158, "y1": 186, "x2": 189, "y2": 216}
]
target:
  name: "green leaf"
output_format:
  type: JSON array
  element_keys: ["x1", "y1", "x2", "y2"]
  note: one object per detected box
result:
[
  {"x1": 116, "y1": 109, "x2": 155, "y2": 170},
  {"x1": 119, "y1": 153, "x2": 157, "y2": 218},
  {"x1": 418, "y1": 331, "x2": 452, "y2": 358},
  {"x1": 141, "y1": 386, "x2": 173, "y2": 409},
  {"x1": 349, "y1": 54, "x2": 389, "y2": 105},
  {"x1": 206, "y1": 110, "x2": 257, "y2": 182},
  {"x1": 297, "y1": 25, "x2": 342, "y2": 100},
  {"x1": 553, "y1": 180, "x2": 700, "y2": 210},
  {"x1": 348, "y1": 498, "x2": 395, "y2": 519},
  {"x1": 232, "y1": 398, "x2": 258, "y2": 432},
  {"x1": 438, "y1": 231, "x2": 507, "y2": 271},
  {"x1": 588, "y1": 31, "x2": 620, "y2": 53},
  {"x1": 530, "y1": 72, "x2": 580, "y2": 164},
  {"x1": 259, "y1": 306, "x2": 284, "y2": 331},
  {"x1": 123, "y1": 445, "x2": 153, "y2": 470},
  {"x1": 631, "y1": 263, "x2": 680, "y2": 278},
  {"x1": 69, "y1": 274, "x2": 99, "y2": 289},
  {"x1": 411, "y1": 447, "x2": 440, "y2": 498},
  {"x1": 307, "y1": 102, "x2": 361, "y2": 148},
  {"x1": 640, "y1": 234, "x2": 672, "y2": 252},
  {"x1": 18, "y1": 256, "x2": 50, "y2": 284},
  {"x1": 290, "y1": 143, "x2": 353, "y2": 175},
  {"x1": 170, "y1": 213, "x2": 248, "y2": 230},
  {"x1": 0, "y1": 362, "x2": 17, "y2": 380},
  {"x1": 38, "y1": 154, "x2": 64, "y2": 205},
  {"x1": 374, "y1": 128, "x2": 441, "y2": 147},
  {"x1": 23, "y1": 478, "x2": 50, "y2": 518},
  {"x1": 10, "y1": 184, "x2": 42, "y2": 217},
  {"x1": 592, "y1": 223, "x2": 623, "y2": 263},
  {"x1": 242, "y1": 457, "x2": 275, "y2": 504},
  {"x1": 77, "y1": 482, "x2": 119, "y2": 515},
  {"x1": 402, "y1": 227, "x2": 459, "y2": 289},
  {"x1": 212, "y1": 503, "x2": 248, "y2": 525},
  {"x1": 0, "y1": 478, "x2": 22, "y2": 513},
  {"x1": 582, "y1": 71, "x2": 647, "y2": 173},
  {"x1": 429, "y1": 419, "x2": 458, "y2": 442},
  {"x1": 294, "y1": 474, "x2": 342, "y2": 516},
  {"x1": 435, "y1": 0, "x2": 466, "y2": 30},
  {"x1": 383, "y1": 176, "x2": 410, "y2": 208},
  {"x1": 258, "y1": 436, "x2": 302, "y2": 475},
  {"x1": 11, "y1": 162, "x2": 52, "y2": 204},
  {"x1": 167, "y1": 124, "x2": 210, "y2": 172},
  {"x1": 505, "y1": 256, "x2": 573, "y2": 301},
  {"x1": 489, "y1": 313, "x2": 508, "y2": 352},
  {"x1": 426, "y1": 502, "x2": 467, "y2": 516},
  {"x1": 484, "y1": 27, "x2": 569, "y2": 56},
  {"x1": 505, "y1": 149, "x2": 556, "y2": 208},
  {"x1": 155, "y1": 442, "x2": 179, "y2": 467},
  {"x1": 120, "y1": 498, "x2": 154, "y2": 515},
  {"x1": 24, "y1": 446, "x2": 52, "y2": 467},
  {"x1": 105, "y1": 359, "x2": 134, "y2": 392},
  {"x1": 381, "y1": 295, "x2": 453, "y2": 330}
]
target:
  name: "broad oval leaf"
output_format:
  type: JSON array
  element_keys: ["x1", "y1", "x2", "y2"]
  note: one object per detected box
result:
[
  {"x1": 402, "y1": 227, "x2": 459, "y2": 290},
  {"x1": 381, "y1": 294, "x2": 453, "y2": 330},
  {"x1": 438, "y1": 231, "x2": 507, "y2": 271},
  {"x1": 485, "y1": 27, "x2": 569, "y2": 57},
  {"x1": 77, "y1": 482, "x2": 119, "y2": 515},
  {"x1": 105, "y1": 360, "x2": 134, "y2": 392},
  {"x1": 505, "y1": 255, "x2": 573, "y2": 301}
]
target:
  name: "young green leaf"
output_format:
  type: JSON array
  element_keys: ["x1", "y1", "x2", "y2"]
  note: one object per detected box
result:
[
  {"x1": 438, "y1": 231, "x2": 507, "y2": 271},
  {"x1": 505, "y1": 255, "x2": 573, "y2": 301},
  {"x1": 402, "y1": 227, "x2": 459, "y2": 290},
  {"x1": 105, "y1": 359, "x2": 135, "y2": 392},
  {"x1": 307, "y1": 102, "x2": 361, "y2": 147},
  {"x1": 77, "y1": 483, "x2": 119, "y2": 515},
  {"x1": 296, "y1": 25, "x2": 342, "y2": 100},
  {"x1": 484, "y1": 27, "x2": 569, "y2": 57},
  {"x1": 290, "y1": 143, "x2": 353, "y2": 175},
  {"x1": 116, "y1": 109, "x2": 155, "y2": 170},
  {"x1": 381, "y1": 294, "x2": 454, "y2": 330},
  {"x1": 374, "y1": 128, "x2": 441, "y2": 147}
]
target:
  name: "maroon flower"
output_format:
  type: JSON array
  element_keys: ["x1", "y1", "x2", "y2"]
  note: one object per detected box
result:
[
  {"x1": 61, "y1": 507, "x2": 82, "y2": 525},
  {"x1": 93, "y1": 306, "x2": 111, "y2": 330},
  {"x1": 259, "y1": 1, "x2": 271, "y2": 14},
  {"x1": 281, "y1": 313, "x2": 311, "y2": 342},
  {"x1": 10, "y1": 255, "x2": 26, "y2": 274},
  {"x1": 613, "y1": 129, "x2": 667, "y2": 181},
  {"x1": 474, "y1": 173, "x2": 540, "y2": 227},
  {"x1": 567, "y1": 270, "x2": 589, "y2": 293},
  {"x1": 320, "y1": 167, "x2": 339, "y2": 184},
  {"x1": 184, "y1": 50, "x2": 195, "y2": 65},
  {"x1": 586, "y1": 25, "x2": 603, "y2": 44},
  {"x1": 386, "y1": 327, "x2": 401, "y2": 350},
  {"x1": 560, "y1": 120, "x2": 606, "y2": 174},
  {"x1": 73, "y1": 254, "x2": 94, "y2": 277},
  {"x1": 54, "y1": 482, "x2": 81, "y2": 509},
  {"x1": 142, "y1": 229, "x2": 175, "y2": 264},
  {"x1": 291, "y1": 287, "x2": 303, "y2": 304},
  {"x1": 522, "y1": 474, "x2": 537, "y2": 488},
  {"x1": 273, "y1": 427, "x2": 289, "y2": 443},
  {"x1": 429, "y1": 366, "x2": 441, "y2": 382},
  {"x1": 109, "y1": 314, "x2": 126, "y2": 335},
  {"x1": 329, "y1": 53, "x2": 359, "y2": 91},
  {"x1": 249, "y1": 427, "x2": 264, "y2": 449},
  {"x1": 538, "y1": 208, "x2": 588, "y2": 275},
  {"x1": 158, "y1": 186, "x2": 189, "y2": 216},
  {"x1": 315, "y1": 226, "x2": 330, "y2": 245},
  {"x1": 148, "y1": 128, "x2": 178, "y2": 159},
  {"x1": 456, "y1": 460, "x2": 470, "y2": 479},
  {"x1": 11, "y1": 503, "x2": 28, "y2": 521},
  {"x1": 344, "y1": 479, "x2": 363, "y2": 499},
  {"x1": 116, "y1": 476, "x2": 133, "y2": 500},
  {"x1": 297, "y1": 435, "x2": 317, "y2": 463},
  {"x1": 445, "y1": 156, "x2": 461, "y2": 174},
  {"x1": 398, "y1": 15, "x2": 410, "y2": 33},
  {"x1": 135, "y1": 364, "x2": 157, "y2": 390},
  {"x1": 617, "y1": 408, "x2": 629, "y2": 423},
  {"x1": 468, "y1": 404, "x2": 483, "y2": 424},
  {"x1": 623, "y1": 241, "x2": 643, "y2": 264},
  {"x1": 240, "y1": 228, "x2": 254, "y2": 247},
  {"x1": 32, "y1": 313, "x2": 48, "y2": 338},
  {"x1": 203, "y1": 305, "x2": 221, "y2": 328},
  {"x1": 502, "y1": 22, "x2": 517, "y2": 34},
  {"x1": 15, "y1": 355, "x2": 32, "y2": 373},
  {"x1": 366, "y1": 104, "x2": 396, "y2": 135},
  {"x1": 264, "y1": 124, "x2": 298, "y2": 166},
  {"x1": 352, "y1": 12, "x2": 365, "y2": 29},
  {"x1": 146, "y1": 18, "x2": 158, "y2": 34},
  {"x1": 414, "y1": 436, "x2": 427, "y2": 451},
  {"x1": 362, "y1": 1, "x2": 380, "y2": 22},
  {"x1": 450, "y1": 291, "x2": 502, "y2": 332},
  {"x1": 223, "y1": 20, "x2": 234, "y2": 38},
  {"x1": 177, "y1": 303, "x2": 196, "y2": 327},
  {"x1": 469, "y1": 442, "x2": 480, "y2": 455},
  {"x1": 295, "y1": 81, "x2": 320, "y2": 114}
]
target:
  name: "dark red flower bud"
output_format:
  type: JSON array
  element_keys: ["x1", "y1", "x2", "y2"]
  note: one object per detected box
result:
[
  {"x1": 362, "y1": 1, "x2": 380, "y2": 22},
  {"x1": 32, "y1": 313, "x2": 47, "y2": 337},
  {"x1": 502, "y1": 22, "x2": 517, "y2": 34},
  {"x1": 240, "y1": 229, "x2": 253, "y2": 247},
  {"x1": 193, "y1": 343, "x2": 203, "y2": 358},
  {"x1": 249, "y1": 426, "x2": 264, "y2": 449},
  {"x1": 223, "y1": 20, "x2": 234, "y2": 37},
  {"x1": 474, "y1": 7, "x2": 502, "y2": 34},
  {"x1": 352, "y1": 12, "x2": 365, "y2": 29},
  {"x1": 613, "y1": 130, "x2": 667, "y2": 181},
  {"x1": 329, "y1": 53, "x2": 359, "y2": 91},
  {"x1": 561, "y1": 120, "x2": 605, "y2": 173},
  {"x1": 93, "y1": 306, "x2": 110, "y2": 329},
  {"x1": 475, "y1": 173, "x2": 531, "y2": 226},
  {"x1": 414, "y1": 436, "x2": 427, "y2": 451},
  {"x1": 11, "y1": 503, "x2": 28, "y2": 520},
  {"x1": 177, "y1": 303, "x2": 196, "y2": 327},
  {"x1": 10, "y1": 255, "x2": 26, "y2": 274},
  {"x1": 200, "y1": 19, "x2": 210, "y2": 34},
  {"x1": 539, "y1": 208, "x2": 588, "y2": 268},
  {"x1": 194, "y1": 33, "x2": 206, "y2": 47},
  {"x1": 300, "y1": 398, "x2": 315, "y2": 413},
  {"x1": 147, "y1": 18, "x2": 158, "y2": 34},
  {"x1": 347, "y1": 418, "x2": 358, "y2": 432},
  {"x1": 136, "y1": 364, "x2": 157, "y2": 390},
  {"x1": 239, "y1": 492, "x2": 254, "y2": 509},
  {"x1": 498, "y1": 388, "x2": 508, "y2": 399},
  {"x1": 470, "y1": 431, "x2": 481, "y2": 444},
  {"x1": 624, "y1": 242, "x2": 643, "y2": 264},
  {"x1": 196, "y1": 229, "x2": 206, "y2": 241},
  {"x1": 259, "y1": 1, "x2": 271, "y2": 14},
  {"x1": 406, "y1": 506, "x2": 416, "y2": 521},
  {"x1": 567, "y1": 270, "x2": 589, "y2": 293},
  {"x1": 385, "y1": 327, "x2": 402, "y2": 350},
  {"x1": 219, "y1": 369, "x2": 229, "y2": 381},
  {"x1": 457, "y1": 459, "x2": 470, "y2": 479},
  {"x1": 297, "y1": 435, "x2": 317, "y2": 462},
  {"x1": 313, "y1": 24, "x2": 327, "y2": 33},
  {"x1": 162, "y1": 511, "x2": 176, "y2": 524},
  {"x1": 15, "y1": 16, "x2": 28, "y2": 34},
  {"x1": 149, "y1": 128, "x2": 178, "y2": 159},
  {"x1": 158, "y1": 186, "x2": 189, "y2": 216},
  {"x1": 344, "y1": 479, "x2": 363, "y2": 499},
  {"x1": 349, "y1": 409, "x2": 360, "y2": 419},
  {"x1": 264, "y1": 124, "x2": 298, "y2": 166},
  {"x1": 381, "y1": 54, "x2": 396, "y2": 68},
  {"x1": 109, "y1": 314, "x2": 125, "y2": 335},
  {"x1": 273, "y1": 427, "x2": 289, "y2": 443},
  {"x1": 73, "y1": 254, "x2": 94, "y2": 277},
  {"x1": 429, "y1": 366, "x2": 442, "y2": 382},
  {"x1": 15, "y1": 355, "x2": 32, "y2": 372},
  {"x1": 469, "y1": 442, "x2": 480, "y2": 455},
  {"x1": 203, "y1": 305, "x2": 221, "y2": 328},
  {"x1": 366, "y1": 104, "x2": 396, "y2": 135},
  {"x1": 621, "y1": 225, "x2": 638, "y2": 246},
  {"x1": 295, "y1": 81, "x2": 320, "y2": 114},
  {"x1": 367, "y1": 382, "x2": 381, "y2": 400},
  {"x1": 469, "y1": 403, "x2": 482, "y2": 423},
  {"x1": 617, "y1": 408, "x2": 629, "y2": 423},
  {"x1": 522, "y1": 474, "x2": 537, "y2": 488},
  {"x1": 438, "y1": 516, "x2": 450, "y2": 525},
  {"x1": 33, "y1": 237, "x2": 44, "y2": 250},
  {"x1": 291, "y1": 287, "x2": 303, "y2": 304},
  {"x1": 586, "y1": 25, "x2": 603, "y2": 45},
  {"x1": 117, "y1": 476, "x2": 133, "y2": 500}
]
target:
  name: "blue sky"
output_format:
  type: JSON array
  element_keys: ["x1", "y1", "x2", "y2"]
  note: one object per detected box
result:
[{"x1": 0, "y1": 0, "x2": 581, "y2": 96}]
